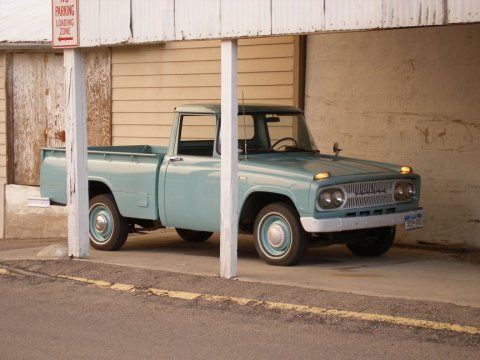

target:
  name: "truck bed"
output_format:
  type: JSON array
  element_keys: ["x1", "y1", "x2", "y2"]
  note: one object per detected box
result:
[{"x1": 40, "y1": 145, "x2": 167, "y2": 220}]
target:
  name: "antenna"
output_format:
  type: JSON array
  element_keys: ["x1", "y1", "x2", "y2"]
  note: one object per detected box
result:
[{"x1": 242, "y1": 91, "x2": 248, "y2": 160}]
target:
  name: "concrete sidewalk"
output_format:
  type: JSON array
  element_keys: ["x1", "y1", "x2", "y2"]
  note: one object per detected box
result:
[{"x1": 1, "y1": 231, "x2": 479, "y2": 307}]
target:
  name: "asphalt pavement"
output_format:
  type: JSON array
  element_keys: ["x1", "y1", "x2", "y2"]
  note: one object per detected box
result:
[
  {"x1": 1, "y1": 231, "x2": 479, "y2": 307},
  {"x1": 1, "y1": 233, "x2": 479, "y2": 358}
]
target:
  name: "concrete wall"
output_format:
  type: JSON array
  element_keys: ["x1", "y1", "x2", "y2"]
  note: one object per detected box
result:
[
  {"x1": 305, "y1": 24, "x2": 480, "y2": 248},
  {"x1": 4, "y1": 185, "x2": 67, "y2": 239}
]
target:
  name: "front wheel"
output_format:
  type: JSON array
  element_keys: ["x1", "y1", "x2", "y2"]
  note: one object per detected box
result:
[
  {"x1": 89, "y1": 194, "x2": 129, "y2": 251},
  {"x1": 254, "y1": 203, "x2": 308, "y2": 266},
  {"x1": 346, "y1": 226, "x2": 395, "y2": 257}
]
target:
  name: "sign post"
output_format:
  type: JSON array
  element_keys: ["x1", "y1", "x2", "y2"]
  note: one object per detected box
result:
[
  {"x1": 52, "y1": 0, "x2": 79, "y2": 48},
  {"x1": 52, "y1": 0, "x2": 88, "y2": 257}
]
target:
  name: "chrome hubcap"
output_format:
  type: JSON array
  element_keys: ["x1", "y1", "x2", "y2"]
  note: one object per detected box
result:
[
  {"x1": 94, "y1": 214, "x2": 108, "y2": 233},
  {"x1": 267, "y1": 223, "x2": 286, "y2": 248}
]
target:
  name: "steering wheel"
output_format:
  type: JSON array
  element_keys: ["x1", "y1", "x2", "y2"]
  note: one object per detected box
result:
[{"x1": 270, "y1": 137, "x2": 298, "y2": 151}]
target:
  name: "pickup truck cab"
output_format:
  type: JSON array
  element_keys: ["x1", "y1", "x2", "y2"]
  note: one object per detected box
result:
[{"x1": 40, "y1": 104, "x2": 424, "y2": 265}]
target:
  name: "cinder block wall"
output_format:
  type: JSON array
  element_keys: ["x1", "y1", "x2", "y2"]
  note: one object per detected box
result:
[{"x1": 305, "y1": 24, "x2": 480, "y2": 248}]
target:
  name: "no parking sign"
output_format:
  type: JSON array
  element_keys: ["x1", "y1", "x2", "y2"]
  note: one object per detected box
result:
[{"x1": 52, "y1": 0, "x2": 79, "y2": 48}]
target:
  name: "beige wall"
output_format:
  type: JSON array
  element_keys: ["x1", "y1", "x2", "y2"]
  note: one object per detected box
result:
[
  {"x1": 111, "y1": 36, "x2": 300, "y2": 146},
  {"x1": 305, "y1": 24, "x2": 480, "y2": 248},
  {"x1": 0, "y1": 52, "x2": 6, "y2": 238}
]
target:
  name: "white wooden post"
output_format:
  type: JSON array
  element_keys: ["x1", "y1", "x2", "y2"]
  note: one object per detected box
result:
[
  {"x1": 64, "y1": 48, "x2": 89, "y2": 258},
  {"x1": 220, "y1": 39, "x2": 238, "y2": 279}
]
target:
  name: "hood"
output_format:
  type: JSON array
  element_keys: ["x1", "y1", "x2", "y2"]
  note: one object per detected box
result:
[{"x1": 239, "y1": 153, "x2": 399, "y2": 181}]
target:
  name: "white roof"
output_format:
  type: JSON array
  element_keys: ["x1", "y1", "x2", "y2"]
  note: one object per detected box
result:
[{"x1": 0, "y1": 0, "x2": 51, "y2": 44}]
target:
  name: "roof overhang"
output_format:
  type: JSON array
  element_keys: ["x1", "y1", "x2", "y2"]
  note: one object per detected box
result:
[{"x1": 1, "y1": 0, "x2": 479, "y2": 48}]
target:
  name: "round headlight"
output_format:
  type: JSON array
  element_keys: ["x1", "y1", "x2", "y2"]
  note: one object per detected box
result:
[
  {"x1": 394, "y1": 181, "x2": 415, "y2": 201},
  {"x1": 332, "y1": 190, "x2": 344, "y2": 206},
  {"x1": 320, "y1": 192, "x2": 332, "y2": 207},
  {"x1": 318, "y1": 188, "x2": 345, "y2": 210}
]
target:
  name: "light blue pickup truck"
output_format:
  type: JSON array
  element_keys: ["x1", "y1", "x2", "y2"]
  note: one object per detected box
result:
[{"x1": 40, "y1": 104, "x2": 424, "y2": 265}]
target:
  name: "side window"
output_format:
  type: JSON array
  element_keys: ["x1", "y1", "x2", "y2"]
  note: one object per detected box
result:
[{"x1": 177, "y1": 115, "x2": 217, "y2": 156}]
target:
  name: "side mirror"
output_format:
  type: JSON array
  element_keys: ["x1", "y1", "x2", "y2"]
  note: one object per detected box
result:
[{"x1": 333, "y1": 142, "x2": 342, "y2": 157}]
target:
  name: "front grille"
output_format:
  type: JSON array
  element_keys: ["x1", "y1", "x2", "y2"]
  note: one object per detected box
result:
[{"x1": 342, "y1": 180, "x2": 396, "y2": 210}]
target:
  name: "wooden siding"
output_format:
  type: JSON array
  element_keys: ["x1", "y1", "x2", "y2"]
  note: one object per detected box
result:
[
  {"x1": 111, "y1": 36, "x2": 300, "y2": 146},
  {"x1": 8, "y1": 51, "x2": 111, "y2": 186},
  {"x1": 0, "y1": 52, "x2": 6, "y2": 185}
]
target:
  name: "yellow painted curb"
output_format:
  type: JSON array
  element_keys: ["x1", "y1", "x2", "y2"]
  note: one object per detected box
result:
[
  {"x1": 57, "y1": 275, "x2": 135, "y2": 292},
  {"x1": 55, "y1": 274, "x2": 479, "y2": 335}
]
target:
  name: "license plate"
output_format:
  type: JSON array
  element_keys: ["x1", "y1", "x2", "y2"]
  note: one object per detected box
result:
[{"x1": 405, "y1": 213, "x2": 423, "y2": 230}]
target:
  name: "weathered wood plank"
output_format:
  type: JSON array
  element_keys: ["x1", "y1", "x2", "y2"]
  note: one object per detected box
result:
[
  {"x1": 45, "y1": 53, "x2": 66, "y2": 149},
  {"x1": 12, "y1": 53, "x2": 48, "y2": 185},
  {"x1": 85, "y1": 50, "x2": 112, "y2": 146},
  {"x1": 10, "y1": 51, "x2": 111, "y2": 186}
]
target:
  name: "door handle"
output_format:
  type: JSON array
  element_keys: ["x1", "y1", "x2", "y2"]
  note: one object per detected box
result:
[{"x1": 168, "y1": 157, "x2": 184, "y2": 163}]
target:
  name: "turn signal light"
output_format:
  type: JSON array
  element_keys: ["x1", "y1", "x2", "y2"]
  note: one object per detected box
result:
[
  {"x1": 314, "y1": 172, "x2": 331, "y2": 180},
  {"x1": 400, "y1": 166, "x2": 413, "y2": 174}
]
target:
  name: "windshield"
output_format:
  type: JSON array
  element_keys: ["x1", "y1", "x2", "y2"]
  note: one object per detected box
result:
[{"x1": 221, "y1": 112, "x2": 319, "y2": 154}]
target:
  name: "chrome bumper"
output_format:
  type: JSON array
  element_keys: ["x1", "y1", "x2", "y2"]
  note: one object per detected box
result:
[{"x1": 300, "y1": 209, "x2": 424, "y2": 233}]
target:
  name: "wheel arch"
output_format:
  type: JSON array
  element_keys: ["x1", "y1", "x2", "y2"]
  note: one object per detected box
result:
[
  {"x1": 89, "y1": 179, "x2": 114, "y2": 200},
  {"x1": 239, "y1": 191, "x2": 299, "y2": 234}
]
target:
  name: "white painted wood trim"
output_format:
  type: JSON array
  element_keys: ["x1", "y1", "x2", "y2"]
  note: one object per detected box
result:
[
  {"x1": 220, "y1": 39, "x2": 238, "y2": 279},
  {"x1": 64, "y1": 49, "x2": 89, "y2": 258}
]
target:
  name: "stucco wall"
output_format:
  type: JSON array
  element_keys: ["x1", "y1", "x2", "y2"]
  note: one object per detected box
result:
[
  {"x1": 305, "y1": 24, "x2": 480, "y2": 248},
  {"x1": 0, "y1": 52, "x2": 6, "y2": 238}
]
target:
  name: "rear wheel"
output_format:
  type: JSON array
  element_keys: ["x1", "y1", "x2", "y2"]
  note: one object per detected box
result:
[
  {"x1": 176, "y1": 228, "x2": 213, "y2": 242},
  {"x1": 346, "y1": 226, "x2": 395, "y2": 257},
  {"x1": 89, "y1": 194, "x2": 129, "y2": 251},
  {"x1": 254, "y1": 203, "x2": 308, "y2": 266}
]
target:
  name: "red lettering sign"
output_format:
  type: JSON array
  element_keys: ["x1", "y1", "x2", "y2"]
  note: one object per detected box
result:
[{"x1": 52, "y1": 0, "x2": 79, "y2": 48}]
